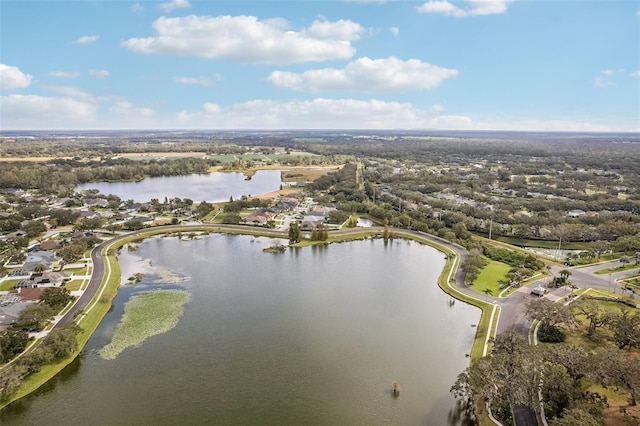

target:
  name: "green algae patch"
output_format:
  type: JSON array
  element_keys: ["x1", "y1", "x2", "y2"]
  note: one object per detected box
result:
[{"x1": 99, "y1": 289, "x2": 190, "y2": 360}]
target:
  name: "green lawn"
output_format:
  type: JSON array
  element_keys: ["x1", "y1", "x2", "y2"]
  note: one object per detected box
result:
[
  {"x1": 470, "y1": 258, "x2": 512, "y2": 297},
  {"x1": 63, "y1": 279, "x2": 84, "y2": 291},
  {"x1": 594, "y1": 262, "x2": 640, "y2": 275},
  {"x1": 0, "y1": 279, "x2": 20, "y2": 291},
  {"x1": 491, "y1": 235, "x2": 591, "y2": 250}
]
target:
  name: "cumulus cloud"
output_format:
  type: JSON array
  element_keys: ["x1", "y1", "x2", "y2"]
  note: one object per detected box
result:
[
  {"x1": 0, "y1": 94, "x2": 96, "y2": 128},
  {"x1": 268, "y1": 57, "x2": 458, "y2": 92},
  {"x1": 89, "y1": 69, "x2": 110, "y2": 79},
  {"x1": 131, "y1": 2, "x2": 143, "y2": 12},
  {"x1": 0, "y1": 64, "x2": 33, "y2": 90},
  {"x1": 173, "y1": 75, "x2": 220, "y2": 86},
  {"x1": 74, "y1": 34, "x2": 99, "y2": 44},
  {"x1": 160, "y1": 0, "x2": 190, "y2": 13},
  {"x1": 121, "y1": 15, "x2": 364, "y2": 64},
  {"x1": 390, "y1": 27, "x2": 399, "y2": 36},
  {"x1": 631, "y1": 70, "x2": 640, "y2": 78},
  {"x1": 48, "y1": 71, "x2": 80, "y2": 78},
  {"x1": 110, "y1": 101, "x2": 154, "y2": 117},
  {"x1": 417, "y1": 0, "x2": 512, "y2": 17}
]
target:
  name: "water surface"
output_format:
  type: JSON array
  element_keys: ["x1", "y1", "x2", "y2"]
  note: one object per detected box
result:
[
  {"x1": 1, "y1": 235, "x2": 478, "y2": 425},
  {"x1": 75, "y1": 170, "x2": 282, "y2": 202}
]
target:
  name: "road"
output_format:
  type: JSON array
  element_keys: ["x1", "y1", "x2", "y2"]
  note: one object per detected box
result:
[{"x1": 54, "y1": 240, "x2": 109, "y2": 329}]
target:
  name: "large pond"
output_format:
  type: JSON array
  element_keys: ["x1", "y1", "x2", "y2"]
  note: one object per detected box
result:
[
  {"x1": 1, "y1": 235, "x2": 479, "y2": 425},
  {"x1": 75, "y1": 170, "x2": 282, "y2": 202}
]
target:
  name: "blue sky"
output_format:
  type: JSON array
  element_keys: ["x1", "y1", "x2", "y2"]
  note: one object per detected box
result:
[{"x1": 1, "y1": 0, "x2": 639, "y2": 131}]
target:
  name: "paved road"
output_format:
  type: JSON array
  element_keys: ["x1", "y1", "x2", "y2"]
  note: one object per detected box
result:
[{"x1": 54, "y1": 240, "x2": 109, "y2": 329}]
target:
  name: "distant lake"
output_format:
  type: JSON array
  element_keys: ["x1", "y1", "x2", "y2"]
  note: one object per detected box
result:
[
  {"x1": 75, "y1": 170, "x2": 282, "y2": 202},
  {"x1": 1, "y1": 235, "x2": 479, "y2": 425}
]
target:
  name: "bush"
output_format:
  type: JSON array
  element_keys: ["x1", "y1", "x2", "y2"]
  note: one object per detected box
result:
[{"x1": 538, "y1": 323, "x2": 565, "y2": 343}]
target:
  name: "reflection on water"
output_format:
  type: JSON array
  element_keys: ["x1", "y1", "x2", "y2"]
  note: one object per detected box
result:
[{"x1": 1, "y1": 235, "x2": 479, "y2": 425}]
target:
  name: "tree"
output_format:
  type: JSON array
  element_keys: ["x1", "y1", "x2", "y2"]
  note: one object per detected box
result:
[
  {"x1": 33, "y1": 263, "x2": 46, "y2": 273},
  {"x1": 40, "y1": 287, "x2": 73, "y2": 311},
  {"x1": 41, "y1": 325, "x2": 79, "y2": 358},
  {"x1": 196, "y1": 200, "x2": 214, "y2": 218},
  {"x1": 461, "y1": 249, "x2": 487, "y2": 284},
  {"x1": 288, "y1": 222, "x2": 301, "y2": 243},
  {"x1": 451, "y1": 332, "x2": 541, "y2": 421},
  {"x1": 0, "y1": 365, "x2": 27, "y2": 402},
  {"x1": 0, "y1": 329, "x2": 29, "y2": 363},
  {"x1": 619, "y1": 254, "x2": 631, "y2": 269},
  {"x1": 541, "y1": 364, "x2": 584, "y2": 420},
  {"x1": 575, "y1": 299, "x2": 611, "y2": 338},
  {"x1": 16, "y1": 304, "x2": 55, "y2": 330},
  {"x1": 606, "y1": 309, "x2": 640, "y2": 350},
  {"x1": 482, "y1": 288, "x2": 493, "y2": 301},
  {"x1": 526, "y1": 298, "x2": 576, "y2": 329}
]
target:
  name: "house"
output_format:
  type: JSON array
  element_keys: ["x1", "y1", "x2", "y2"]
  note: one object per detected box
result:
[
  {"x1": 242, "y1": 211, "x2": 276, "y2": 226},
  {"x1": 83, "y1": 198, "x2": 109, "y2": 208},
  {"x1": 38, "y1": 241, "x2": 62, "y2": 251},
  {"x1": 300, "y1": 215, "x2": 325, "y2": 230}
]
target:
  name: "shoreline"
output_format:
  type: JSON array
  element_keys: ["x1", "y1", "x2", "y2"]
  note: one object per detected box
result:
[{"x1": 0, "y1": 225, "x2": 488, "y2": 411}]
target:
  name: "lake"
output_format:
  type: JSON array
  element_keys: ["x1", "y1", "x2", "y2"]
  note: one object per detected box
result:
[
  {"x1": 1, "y1": 234, "x2": 479, "y2": 425},
  {"x1": 75, "y1": 170, "x2": 282, "y2": 202}
]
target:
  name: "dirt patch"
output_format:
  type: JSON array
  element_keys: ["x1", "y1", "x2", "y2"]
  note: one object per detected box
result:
[
  {"x1": 253, "y1": 188, "x2": 302, "y2": 200},
  {"x1": 280, "y1": 166, "x2": 341, "y2": 181},
  {"x1": 604, "y1": 398, "x2": 640, "y2": 426},
  {"x1": 0, "y1": 156, "x2": 73, "y2": 162}
]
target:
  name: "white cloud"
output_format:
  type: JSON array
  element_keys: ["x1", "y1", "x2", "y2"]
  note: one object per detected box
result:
[
  {"x1": 593, "y1": 76, "x2": 616, "y2": 88},
  {"x1": 175, "y1": 97, "x2": 622, "y2": 131},
  {"x1": 48, "y1": 71, "x2": 80, "y2": 78},
  {"x1": 390, "y1": 27, "x2": 399, "y2": 36},
  {"x1": 600, "y1": 69, "x2": 614, "y2": 76},
  {"x1": 131, "y1": 2, "x2": 143, "y2": 12},
  {"x1": 74, "y1": 34, "x2": 100, "y2": 44},
  {"x1": 173, "y1": 75, "x2": 220, "y2": 86},
  {"x1": 121, "y1": 15, "x2": 363, "y2": 64},
  {"x1": 0, "y1": 94, "x2": 96, "y2": 128},
  {"x1": 268, "y1": 57, "x2": 458, "y2": 92},
  {"x1": 44, "y1": 85, "x2": 93, "y2": 99},
  {"x1": 631, "y1": 70, "x2": 640, "y2": 78},
  {"x1": 417, "y1": 0, "x2": 512, "y2": 17},
  {"x1": 160, "y1": 0, "x2": 190, "y2": 13},
  {"x1": 110, "y1": 101, "x2": 154, "y2": 117},
  {"x1": 0, "y1": 64, "x2": 33, "y2": 90},
  {"x1": 89, "y1": 69, "x2": 110, "y2": 79}
]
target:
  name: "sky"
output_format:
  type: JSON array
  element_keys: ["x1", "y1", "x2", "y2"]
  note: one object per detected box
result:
[{"x1": 1, "y1": 0, "x2": 639, "y2": 131}]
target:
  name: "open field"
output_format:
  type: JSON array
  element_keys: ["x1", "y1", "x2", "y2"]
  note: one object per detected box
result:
[{"x1": 469, "y1": 258, "x2": 512, "y2": 296}]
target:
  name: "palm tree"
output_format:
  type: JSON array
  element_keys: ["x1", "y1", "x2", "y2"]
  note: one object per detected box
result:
[
  {"x1": 559, "y1": 269, "x2": 572, "y2": 282},
  {"x1": 33, "y1": 263, "x2": 46, "y2": 273},
  {"x1": 483, "y1": 288, "x2": 493, "y2": 302}
]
